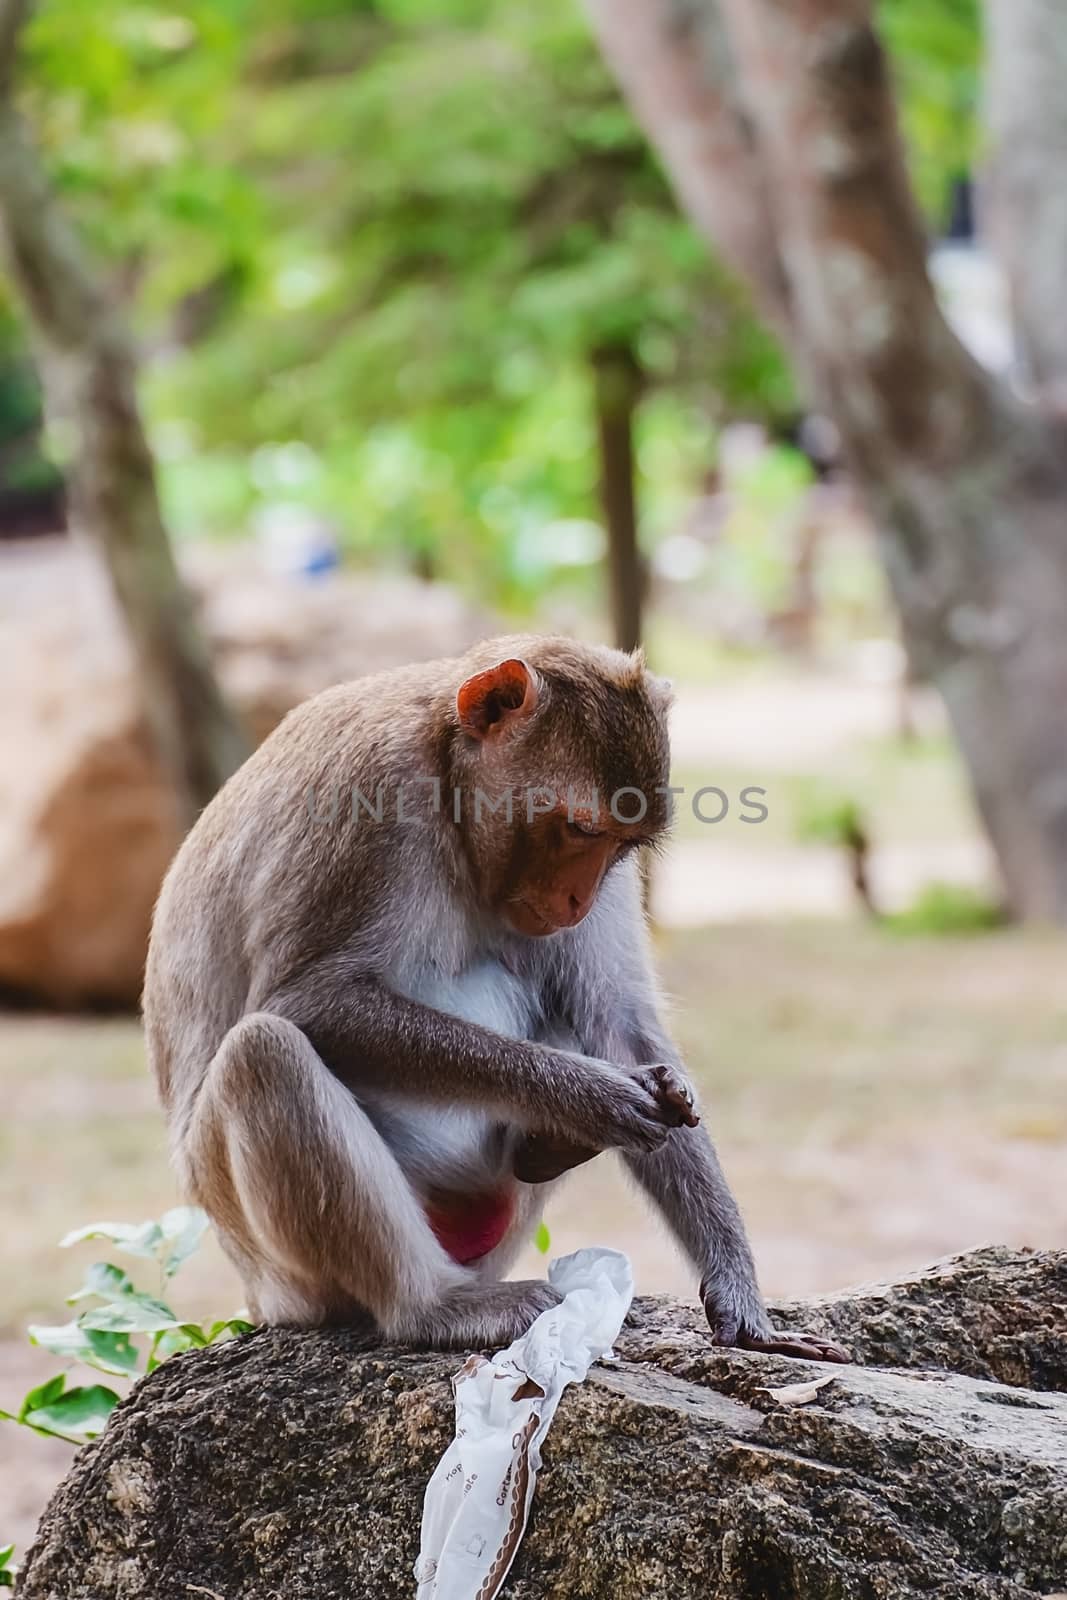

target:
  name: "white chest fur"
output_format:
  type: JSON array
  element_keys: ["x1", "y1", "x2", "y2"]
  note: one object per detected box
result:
[
  {"x1": 408, "y1": 958, "x2": 539, "y2": 1037},
  {"x1": 359, "y1": 957, "x2": 542, "y2": 1190}
]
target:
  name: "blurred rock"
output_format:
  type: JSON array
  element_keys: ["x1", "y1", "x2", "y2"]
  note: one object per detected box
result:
[{"x1": 0, "y1": 539, "x2": 488, "y2": 1008}]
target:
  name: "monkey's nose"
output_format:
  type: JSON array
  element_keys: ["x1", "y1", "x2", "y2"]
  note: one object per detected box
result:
[{"x1": 557, "y1": 893, "x2": 591, "y2": 928}]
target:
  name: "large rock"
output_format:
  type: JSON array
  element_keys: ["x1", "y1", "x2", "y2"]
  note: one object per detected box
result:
[
  {"x1": 18, "y1": 1248, "x2": 1067, "y2": 1599},
  {"x1": 0, "y1": 539, "x2": 488, "y2": 1007}
]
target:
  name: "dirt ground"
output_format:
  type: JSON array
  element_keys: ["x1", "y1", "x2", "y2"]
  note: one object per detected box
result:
[{"x1": 3, "y1": 919, "x2": 1066, "y2": 1555}]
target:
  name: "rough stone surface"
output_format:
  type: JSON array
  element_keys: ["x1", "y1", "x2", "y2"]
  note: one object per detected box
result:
[
  {"x1": 18, "y1": 1248, "x2": 1067, "y2": 1599},
  {"x1": 0, "y1": 538, "x2": 487, "y2": 1007}
]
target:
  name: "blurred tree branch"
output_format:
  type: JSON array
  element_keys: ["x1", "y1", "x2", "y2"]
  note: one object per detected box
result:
[
  {"x1": 712, "y1": 0, "x2": 998, "y2": 472},
  {"x1": 592, "y1": 342, "x2": 645, "y2": 652},
  {"x1": 0, "y1": 0, "x2": 29, "y2": 89},
  {"x1": 0, "y1": 0, "x2": 246, "y2": 827},
  {"x1": 583, "y1": 0, "x2": 792, "y2": 337}
]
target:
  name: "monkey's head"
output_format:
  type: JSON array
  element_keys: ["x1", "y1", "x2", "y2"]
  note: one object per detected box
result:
[{"x1": 451, "y1": 638, "x2": 672, "y2": 937}]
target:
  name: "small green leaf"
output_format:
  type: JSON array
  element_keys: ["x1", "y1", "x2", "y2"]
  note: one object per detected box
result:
[
  {"x1": 78, "y1": 1293, "x2": 180, "y2": 1334},
  {"x1": 0, "y1": 1544, "x2": 15, "y2": 1568},
  {"x1": 206, "y1": 1317, "x2": 254, "y2": 1343},
  {"x1": 29, "y1": 1321, "x2": 139, "y2": 1377},
  {"x1": 534, "y1": 1222, "x2": 551, "y2": 1255},
  {"x1": 18, "y1": 1373, "x2": 67, "y2": 1421},
  {"x1": 22, "y1": 1382, "x2": 120, "y2": 1444},
  {"x1": 61, "y1": 1221, "x2": 164, "y2": 1260},
  {"x1": 145, "y1": 1324, "x2": 208, "y2": 1372},
  {"x1": 159, "y1": 1207, "x2": 209, "y2": 1278},
  {"x1": 67, "y1": 1261, "x2": 137, "y2": 1305},
  {"x1": 0, "y1": 1543, "x2": 15, "y2": 1588}
]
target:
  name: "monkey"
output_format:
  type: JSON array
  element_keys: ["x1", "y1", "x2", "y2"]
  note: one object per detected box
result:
[{"x1": 143, "y1": 636, "x2": 848, "y2": 1362}]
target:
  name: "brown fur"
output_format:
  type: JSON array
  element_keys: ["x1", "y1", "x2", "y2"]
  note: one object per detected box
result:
[{"x1": 143, "y1": 636, "x2": 848, "y2": 1362}]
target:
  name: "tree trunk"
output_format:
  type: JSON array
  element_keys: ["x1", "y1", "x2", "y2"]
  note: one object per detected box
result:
[
  {"x1": 0, "y1": 9, "x2": 246, "y2": 827},
  {"x1": 584, "y1": 0, "x2": 1067, "y2": 924},
  {"x1": 593, "y1": 343, "x2": 645, "y2": 653},
  {"x1": 17, "y1": 1248, "x2": 1067, "y2": 1599},
  {"x1": 984, "y1": 0, "x2": 1067, "y2": 400}
]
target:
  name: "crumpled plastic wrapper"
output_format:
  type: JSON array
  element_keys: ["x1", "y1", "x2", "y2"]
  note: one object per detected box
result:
[{"x1": 414, "y1": 1247, "x2": 634, "y2": 1600}]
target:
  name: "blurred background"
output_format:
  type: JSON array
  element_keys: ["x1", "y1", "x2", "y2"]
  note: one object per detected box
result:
[{"x1": 2, "y1": 0, "x2": 1066, "y2": 1554}]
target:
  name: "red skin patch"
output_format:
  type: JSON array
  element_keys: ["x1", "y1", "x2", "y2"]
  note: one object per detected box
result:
[{"x1": 426, "y1": 1189, "x2": 516, "y2": 1265}]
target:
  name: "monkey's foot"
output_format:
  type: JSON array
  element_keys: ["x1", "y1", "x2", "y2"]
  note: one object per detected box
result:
[
  {"x1": 513, "y1": 1132, "x2": 601, "y2": 1184},
  {"x1": 418, "y1": 1278, "x2": 563, "y2": 1349}
]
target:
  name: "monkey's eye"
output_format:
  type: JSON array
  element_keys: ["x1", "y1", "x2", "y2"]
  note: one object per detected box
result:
[{"x1": 566, "y1": 818, "x2": 603, "y2": 840}]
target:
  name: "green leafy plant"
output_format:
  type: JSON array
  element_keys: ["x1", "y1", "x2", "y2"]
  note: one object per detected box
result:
[
  {"x1": 885, "y1": 881, "x2": 1005, "y2": 936},
  {"x1": 1, "y1": 1207, "x2": 250, "y2": 1447},
  {"x1": 793, "y1": 785, "x2": 878, "y2": 920},
  {"x1": 0, "y1": 1206, "x2": 250, "y2": 1572}
]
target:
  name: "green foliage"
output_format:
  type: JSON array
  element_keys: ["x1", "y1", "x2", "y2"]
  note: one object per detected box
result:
[
  {"x1": 12, "y1": 0, "x2": 792, "y2": 604},
  {"x1": 28, "y1": 1321, "x2": 140, "y2": 1376},
  {"x1": 885, "y1": 882, "x2": 1005, "y2": 936},
  {"x1": 61, "y1": 1205, "x2": 210, "y2": 1278},
  {"x1": 793, "y1": 786, "x2": 867, "y2": 851},
  {"x1": 1, "y1": 1374, "x2": 122, "y2": 1446},
  {"x1": 3, "y1": 0, "x2": 981, "y2": 612},
  {"x1": 0, "y1": 1207, "x2": 250, "y2": 1453},
  {"x1": 795, "y1": 784, "x2": 1003, "y2": 935},
  {"x1": 878, "y1": 0, "x2": 981, "y2": 221},
  {"x1": 534, "y1": 1221, "x2": 552, "y2": 1255},
  {"x1": 0, "y1": 305, "x2": 61, "y2": 507},
  {"x1": 0, "y1": 1204, "x2": 254, "y2": 1572}
]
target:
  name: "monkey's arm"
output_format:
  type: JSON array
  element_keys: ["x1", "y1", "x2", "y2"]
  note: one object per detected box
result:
[
  {"x1": 569, "y1": 977, "x2": 849, "y2": 1363},
  {"x1": 261, "y1": 967, "x2": 691, "y2": 1156},
  {"x1": 628, "y1": 1094, "x2": 849, "y2": 1362},
  {"x1": 603, "y1": 1010, "x2": 774, "y2": 1340}
]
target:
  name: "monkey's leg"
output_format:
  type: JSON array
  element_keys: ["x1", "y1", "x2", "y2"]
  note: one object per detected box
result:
[{"x1": 188, "y1": 1013, "x2": 560, "y2": 1346}]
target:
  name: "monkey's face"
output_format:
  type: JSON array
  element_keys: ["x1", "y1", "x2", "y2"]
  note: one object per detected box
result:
[
  {"x1": 499, "y1": 808, "x2": 646, "y2": 936},
  {"x1": 454, "y1": 648, "x2": 671, "y2": 937}
]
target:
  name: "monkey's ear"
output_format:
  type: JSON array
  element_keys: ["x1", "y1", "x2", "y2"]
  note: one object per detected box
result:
[
  {"x1": 649, "y1": 671, "x2": 675, "y2": 710},
  {"x1": 456, "y1": 658, "x2": 539, "y2": 740}
]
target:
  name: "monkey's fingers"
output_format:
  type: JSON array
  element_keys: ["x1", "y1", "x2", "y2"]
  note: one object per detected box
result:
[
  {"x1": 703, "y1": 1297, "x2": 851, "y2": 1363},
  {"x1": 661, "y1": 1083, "x2": 700, "y2": 1128},
  {"x1": 737, "y1": 1330, "x2": 852, "y2": 1364},
  {"x1": 650, "y1": 1065, "x2": 700, "y2": 1128}
]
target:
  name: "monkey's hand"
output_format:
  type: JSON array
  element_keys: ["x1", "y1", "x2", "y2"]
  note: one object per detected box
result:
[
  {"x1": 575, "y1": 1062, "x2": 699, "y2": 1156},
  {"x1": 701, "y1": 1279, "x2": 850, "y2": 1363},
  {"x1": 513, "y1": 1060, "x2": 696, "y2": 1181},
  {"x1": 640, "y1": 1063, "x2": 700, "y2": 1130}
]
